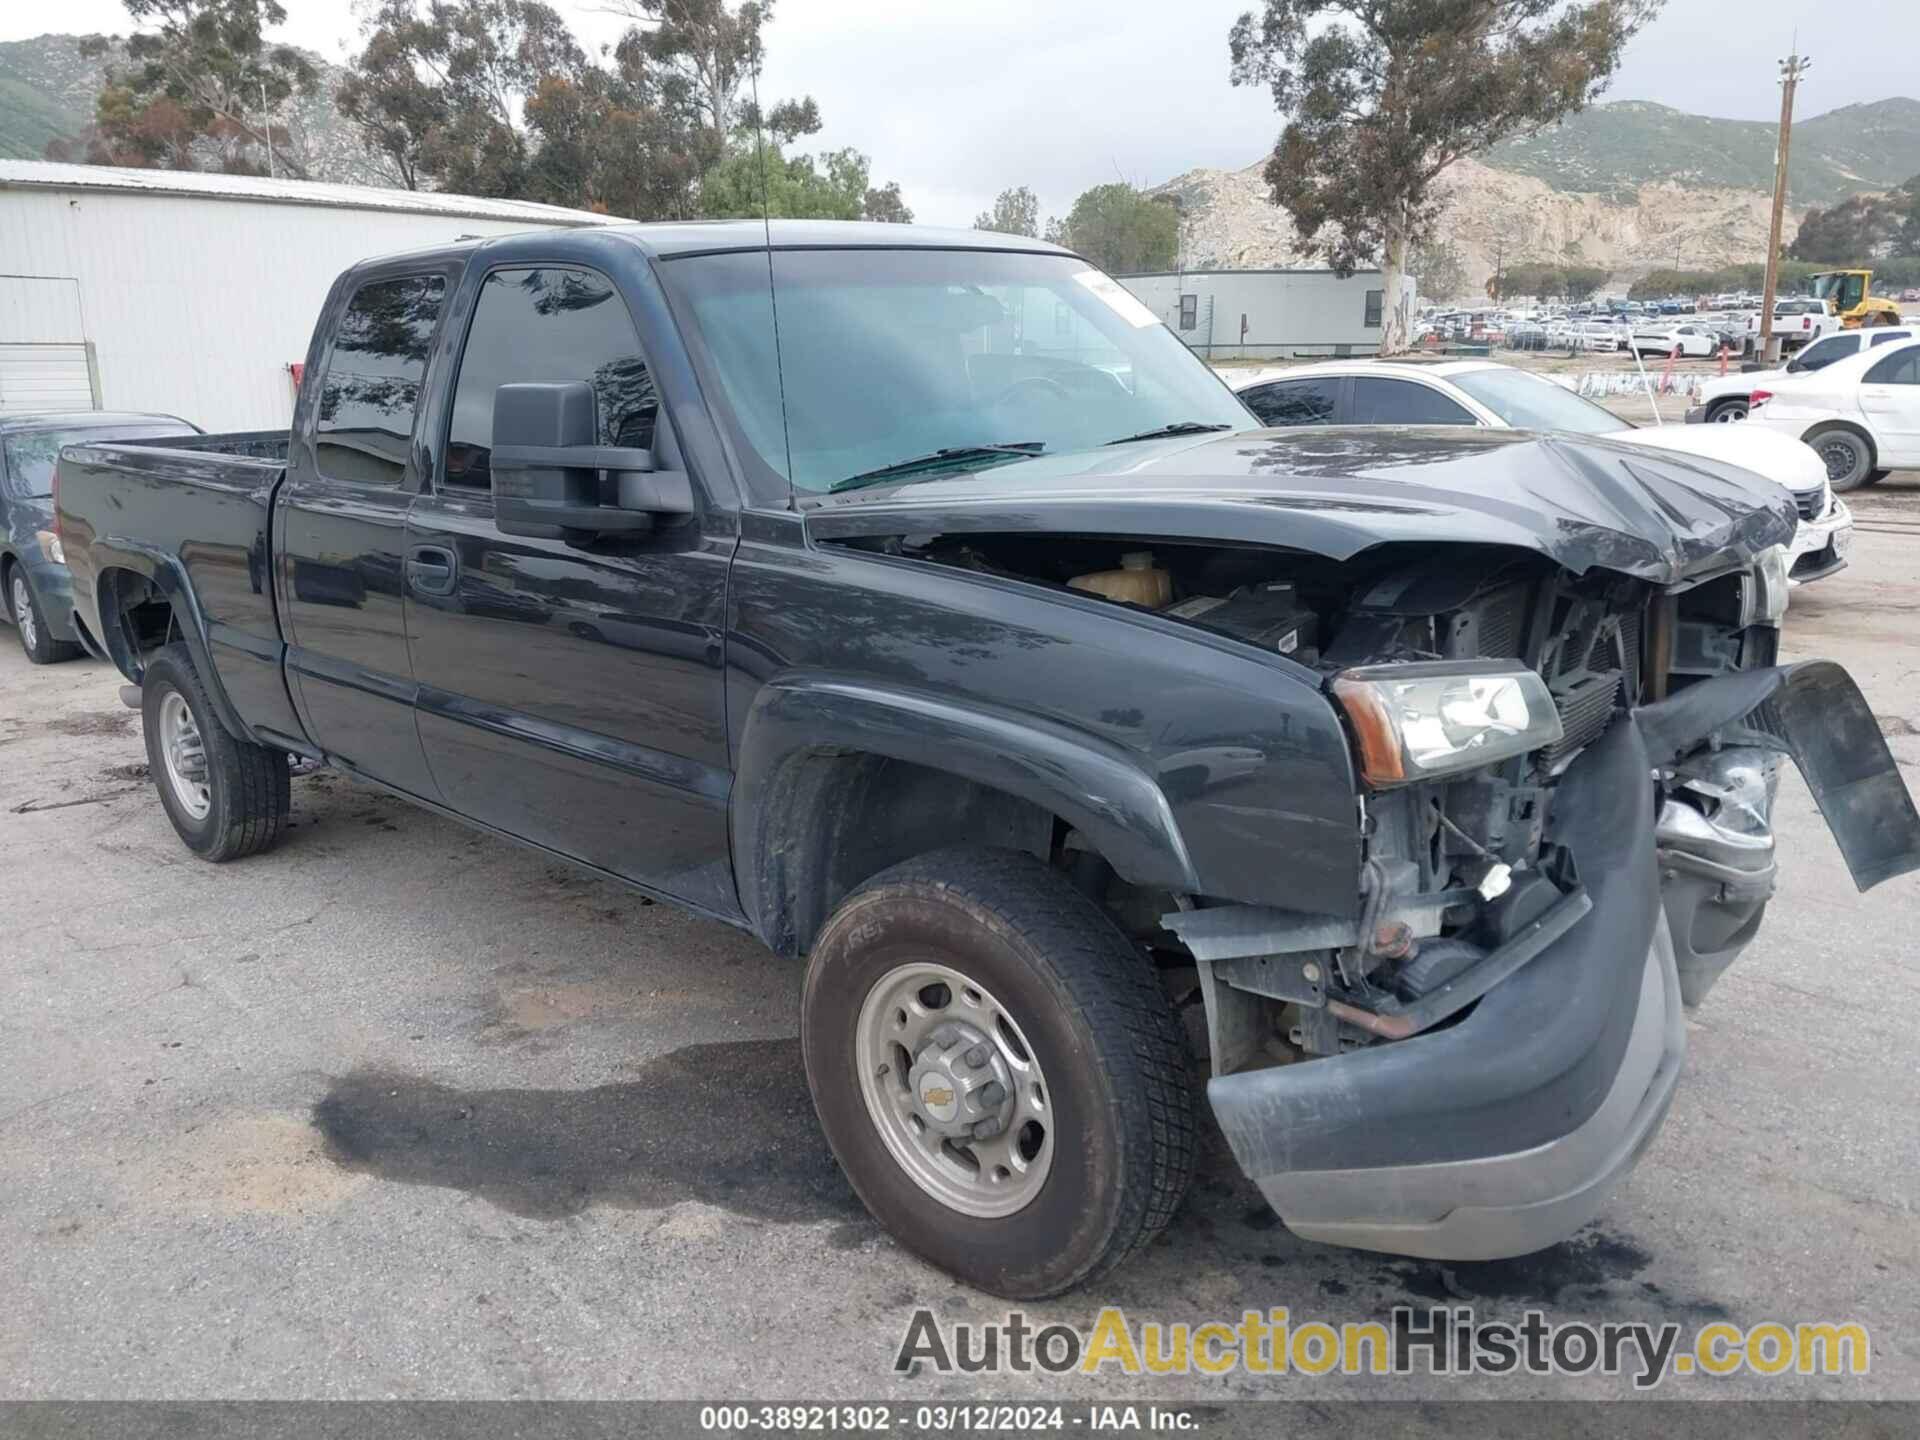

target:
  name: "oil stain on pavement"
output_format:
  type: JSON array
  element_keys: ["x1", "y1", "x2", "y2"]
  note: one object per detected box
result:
[{"x1": 312, "y1": 1038, "x2": 861, "y2": 1225}]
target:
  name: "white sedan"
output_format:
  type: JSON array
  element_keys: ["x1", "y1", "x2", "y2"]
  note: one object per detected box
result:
[
  {"x1": 1630, "y1": 324, "x2": 1719, "y2": 359},
  {"x1": 1232, "y1": 359, "x2": 1852, "y2": 584},
  {"x1": 1746, "y1": 335, "x2": 1920, "y2": 492}
]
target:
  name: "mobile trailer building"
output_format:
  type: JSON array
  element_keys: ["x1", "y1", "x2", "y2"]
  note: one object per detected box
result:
[
  {"x1": 0, "y1": 160, "x2": 618, "y2": 429},
  {"x1": 1116, "y1": 268, "x2": 1419, "y2": 361}
]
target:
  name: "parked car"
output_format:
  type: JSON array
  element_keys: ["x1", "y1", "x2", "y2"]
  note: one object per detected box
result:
[
  {"x1": 1748, "y1": 336, "x2": 1920, "y2": 492},
  {"x1": 1, "y1": 410, "x2": 198, "y2": 663},
  {"x1": 1689, "y1": 325, "x2": 1920, "y2": 423},
  {"x1": 1233, "y1": 359, "x2": 1851, "y2": 584},
  {"x1": 1630, "y1": 323, "x2": 1718, "y2": 358},
  {"x1": 53, "y1": 224, "x2": 1920, "y2": 1298},
  {"x1": 1902, "y1": 287, "x2": 1920, "y2": 303}
]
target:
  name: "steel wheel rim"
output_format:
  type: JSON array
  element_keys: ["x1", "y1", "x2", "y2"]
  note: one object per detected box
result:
[
  {"x1": 1713, "y1": 404, "x2": 1746, "y2": 423},
  {"x1": 157, "y1": 690, "x2": 212, "y2": 821},
  {"x1": 855, "y1": 960, "x2": 1053, "y2": 1218},
  {"x1": 12, "y1": 576, "x2": 35, "y2": 650},
  {"x1": 1817, "y1": 438, "x2": 1860, "y2": 484}
]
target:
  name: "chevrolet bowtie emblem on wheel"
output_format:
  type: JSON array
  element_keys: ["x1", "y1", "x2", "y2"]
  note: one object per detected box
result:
[{"x1": 920, "y1": 1083, "x2": 957, "y2": 1118}]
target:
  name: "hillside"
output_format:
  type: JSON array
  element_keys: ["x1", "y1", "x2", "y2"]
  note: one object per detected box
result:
[
  {"x1": 0, "y1": 32, "x2": 384, "y2": 185},
  {"x1": 1154, "y1": 156, "x2": 1797, "y2": 295},
  {"x1": 1482, "y1": 97, "x2": 1920, "y2": 206}
]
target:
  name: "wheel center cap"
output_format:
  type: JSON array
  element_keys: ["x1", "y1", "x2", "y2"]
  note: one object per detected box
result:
[
  {"x1": 906, "y1": 1020, "x2": 1015, "y2": 1139},
  {"x1": 917, "y1": 1076, "x2": 959, "y2": 1123}
]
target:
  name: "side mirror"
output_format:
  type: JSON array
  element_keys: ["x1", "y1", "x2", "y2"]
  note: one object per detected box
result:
[{"x1": 489, "y1": 381, "x2": 692, "y2": 541}]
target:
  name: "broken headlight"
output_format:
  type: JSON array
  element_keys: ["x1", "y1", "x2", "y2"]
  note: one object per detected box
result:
[{"x1": 1332, "y1": 661, "x2": 1563, "y2": 786}]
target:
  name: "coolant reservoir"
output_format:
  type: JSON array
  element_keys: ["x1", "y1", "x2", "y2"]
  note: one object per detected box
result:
[{"x1": 1068, "y1": 551, "x2": 1172, "y2": 608}]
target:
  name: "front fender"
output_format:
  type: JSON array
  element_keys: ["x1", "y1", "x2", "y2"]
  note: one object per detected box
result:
[{"x1": 731, "y1": 673, "x2": 1202, "y2": 946}]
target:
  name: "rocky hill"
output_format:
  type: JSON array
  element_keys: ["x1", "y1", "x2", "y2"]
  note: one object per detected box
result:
[
  {"x1": 1153, "y1": 96, "x2": 1919, "y2": 296},
  {"x1": 1156, "y1": 155, "x2": 1796, "y2": 294},
  {"x1": 1483, "y1": 98, "x2": 1920, "y2": 206},
  {"x1": 0, "y1": 32, "x2": 386, "y2": 185}
]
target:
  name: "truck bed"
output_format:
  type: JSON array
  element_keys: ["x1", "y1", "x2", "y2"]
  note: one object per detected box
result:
[{"x1": 56, "y1": 430, "x2": 301, "y2": 746}]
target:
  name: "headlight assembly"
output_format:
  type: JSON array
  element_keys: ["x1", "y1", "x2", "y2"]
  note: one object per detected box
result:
[{"x1": 1332, "y1": 662, "x2": 1563, "y2": 786}]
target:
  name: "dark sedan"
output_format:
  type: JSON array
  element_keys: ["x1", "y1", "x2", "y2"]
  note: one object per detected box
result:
[{"x1": 2, "y1": 411, "x2": 198, "y2": 663}]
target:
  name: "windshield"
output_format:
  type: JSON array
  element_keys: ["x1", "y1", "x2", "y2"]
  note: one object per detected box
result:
[
  {"x1": 3, "y1": 423, "x2": 193, "y2": 497},
  {"x1": 1449, "y1": 368, "x2": 1624, "y2": 436},
  {"x1": 666, "y1": 248, "x2": 1252, "y2": 495}
]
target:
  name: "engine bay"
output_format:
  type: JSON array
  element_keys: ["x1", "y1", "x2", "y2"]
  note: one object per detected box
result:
[{"x1": 830, "y1": 529, "x2": 1787, "y2": 1066}]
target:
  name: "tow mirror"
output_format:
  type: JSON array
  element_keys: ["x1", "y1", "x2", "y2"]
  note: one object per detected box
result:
[{"x1": 490, "y1": 382, "x2": 691, "y2": 541}]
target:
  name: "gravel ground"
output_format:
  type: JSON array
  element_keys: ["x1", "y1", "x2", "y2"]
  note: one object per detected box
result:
[{"x1": 2, "y1": 480, "x2": 1917, "y2": 1405}]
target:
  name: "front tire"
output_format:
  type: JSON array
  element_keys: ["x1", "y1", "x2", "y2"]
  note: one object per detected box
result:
[
  {"x1": 1806, "y1": 425, "x2": 1876, "y2": 493},
  {"x1": 10, "y1": 567, "x2": 80, "y2": 665},
  {"x1": 141, "y1": 643, "x2": 289, "y2": 861},
  {"x1": 1706, "y1": 398, "x2": 1749, "y2": 423},
  {"x1": 802, "y1": 848, "x2": 1196, "y2": 1298}
]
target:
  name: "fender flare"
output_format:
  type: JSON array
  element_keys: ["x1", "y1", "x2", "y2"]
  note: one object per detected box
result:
[
  {"x1": 731, "y1": 673, "x2": 1202, "y2": 945},
  {"x1": 88, "y1": 540, "x2": 257, "y2": 745}
]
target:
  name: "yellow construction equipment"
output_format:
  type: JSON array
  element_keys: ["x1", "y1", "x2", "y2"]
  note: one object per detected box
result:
[{"x1": 1809, "y1": 270, "x2": 1904, "y2": 328}]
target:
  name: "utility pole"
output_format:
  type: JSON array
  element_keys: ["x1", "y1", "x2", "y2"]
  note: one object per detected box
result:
[{"x1": 1759, "y1": 50, "x2": 1811, "y2": 363}]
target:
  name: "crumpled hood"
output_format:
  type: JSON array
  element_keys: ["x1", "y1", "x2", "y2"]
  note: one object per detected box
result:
[{"x1": 806, "y1": 427, "x2": 1799, "y2": 585}]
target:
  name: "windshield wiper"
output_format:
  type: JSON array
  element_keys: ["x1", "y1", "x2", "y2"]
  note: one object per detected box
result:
[
  {"x1": 829, "y1": 443, "x2": 1045, "y2": 494},
  {"x1": 1104, "y1": 422, "x2": 1233, "y2": 446}
]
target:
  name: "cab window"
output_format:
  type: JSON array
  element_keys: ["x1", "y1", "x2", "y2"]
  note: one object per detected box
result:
[
  {"x1": 442, "y1": 266, "x2": 657, "y2": 492},
  {"x1": 314, "y1": 274, "x2": 447, "y2": 487},
  {"x1": 1348, "y1": 377, "x2": 1476, "y2": 426},
  {"x1": 1240, "y1": 378, "x2": 1339, "y2": 427}
]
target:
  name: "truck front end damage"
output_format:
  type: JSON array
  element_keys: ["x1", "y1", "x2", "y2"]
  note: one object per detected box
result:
[{"x1": 1178, "y1": 556, "x2": 1920, "y2": 1259}]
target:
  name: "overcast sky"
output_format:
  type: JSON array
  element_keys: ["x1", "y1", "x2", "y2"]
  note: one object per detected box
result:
[{"x1": 7, "y1": 0, "x2": 1915, "y2": 225}]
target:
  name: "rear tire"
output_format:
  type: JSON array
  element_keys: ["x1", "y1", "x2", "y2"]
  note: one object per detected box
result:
[
  {"x1": 1806, "y1": 425, "x2": 1875, "y2": 493},
  {"x1": 802, "y1": 848, "x2": 1196, "y2": 1298},
  {"x1": 9, "y1": 566, "x2": 81, "y2": 665},
  {"x1": 141, "y1": 643, "x2": 289, "y2": 861}
]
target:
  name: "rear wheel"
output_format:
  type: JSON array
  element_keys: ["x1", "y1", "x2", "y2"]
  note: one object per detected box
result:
[
  {"x1": 141, "y1": 643, "x2": 289, "y2": 861},
  {"x1": 9, "y1": 567, "x2": 80, "y2": 665},
  {"x1": 802, "y1": 848, "x2": 1196, "y2": 1298},
  {"x1": 1807, "y1": 425, "x2": 1875, "y2": 493}
]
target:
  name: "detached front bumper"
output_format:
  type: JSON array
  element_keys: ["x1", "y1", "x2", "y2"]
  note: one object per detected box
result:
[
  {"x1": 1785, "y1": 500, "x2": 1852, "y2": 585},
  {"x1": 1208, "y1": 718, "x2": 1674, "y2": 1260},
  {"x1": 1205, "y1": 663, "x2": 1920, "y2": 1262}
]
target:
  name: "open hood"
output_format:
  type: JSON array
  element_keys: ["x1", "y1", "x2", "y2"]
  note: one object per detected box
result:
[{"x1": 806, "y1": 427, "x2": 1798, "y2": 585}]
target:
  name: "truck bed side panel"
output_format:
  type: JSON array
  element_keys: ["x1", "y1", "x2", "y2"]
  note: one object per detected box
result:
[{"x1": 58, "y1": 440, "x2": 304, "y2": 746}]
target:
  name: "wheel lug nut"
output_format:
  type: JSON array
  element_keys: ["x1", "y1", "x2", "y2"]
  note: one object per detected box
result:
[
  {"x1": 965, "y1": 1044, "x2": 988, "y2": 1067},
  {"x1": 977, "y1": 1080, "x2": 1006, "y2": 1109},
  {"x1": 972, "y1": 1117, "x2": 1003, "y2": 1139}
]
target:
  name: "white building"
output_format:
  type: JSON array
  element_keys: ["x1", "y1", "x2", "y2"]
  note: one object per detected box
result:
[
  {"x1": 0, "y1": 161, "x2": 618, "y2": 429},
  {"x1": 1116, "y1": 268, "x2": 1420, "y2": 361}
]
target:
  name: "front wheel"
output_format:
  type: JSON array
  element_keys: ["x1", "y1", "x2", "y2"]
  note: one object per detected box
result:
[
  {"x1": 802, "y1": 848, "x2": 1196, "y2": 1298},
  {"x1": 141, "y1": 643, "x2": 290, "y2": 861},
  {"x1": 1706, "y1": 398, "x2": 1749, "y2": 423},
  {"x1": 10, "y1": 568, "x2": 80, "y2": 665},
  {"x1": 1806, "y1": 425, "x2": 1876, "y2": 493}
]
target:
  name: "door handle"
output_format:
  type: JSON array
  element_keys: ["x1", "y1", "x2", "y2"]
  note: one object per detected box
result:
[{"x1": 406, "y1": 545, "x2": 457, "y2": 596}]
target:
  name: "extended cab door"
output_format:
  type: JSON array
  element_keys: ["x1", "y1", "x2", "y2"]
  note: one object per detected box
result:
[
  {"x1": 404, "y1": 257, "x2": 740, "y2": 919},
  {"x1": 278, "y1": 263, "x2": 456, "y2": 797}
]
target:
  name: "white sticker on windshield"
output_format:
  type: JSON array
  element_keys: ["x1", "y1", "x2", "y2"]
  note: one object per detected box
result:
[{"x1": 1072, "y1": 269, "x2": 1161, "y2": 328}]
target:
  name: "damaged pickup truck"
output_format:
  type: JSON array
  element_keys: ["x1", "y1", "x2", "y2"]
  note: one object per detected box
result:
[{"x1": 54, "y1": 224, "x2": 1920, "y2": 1299}]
